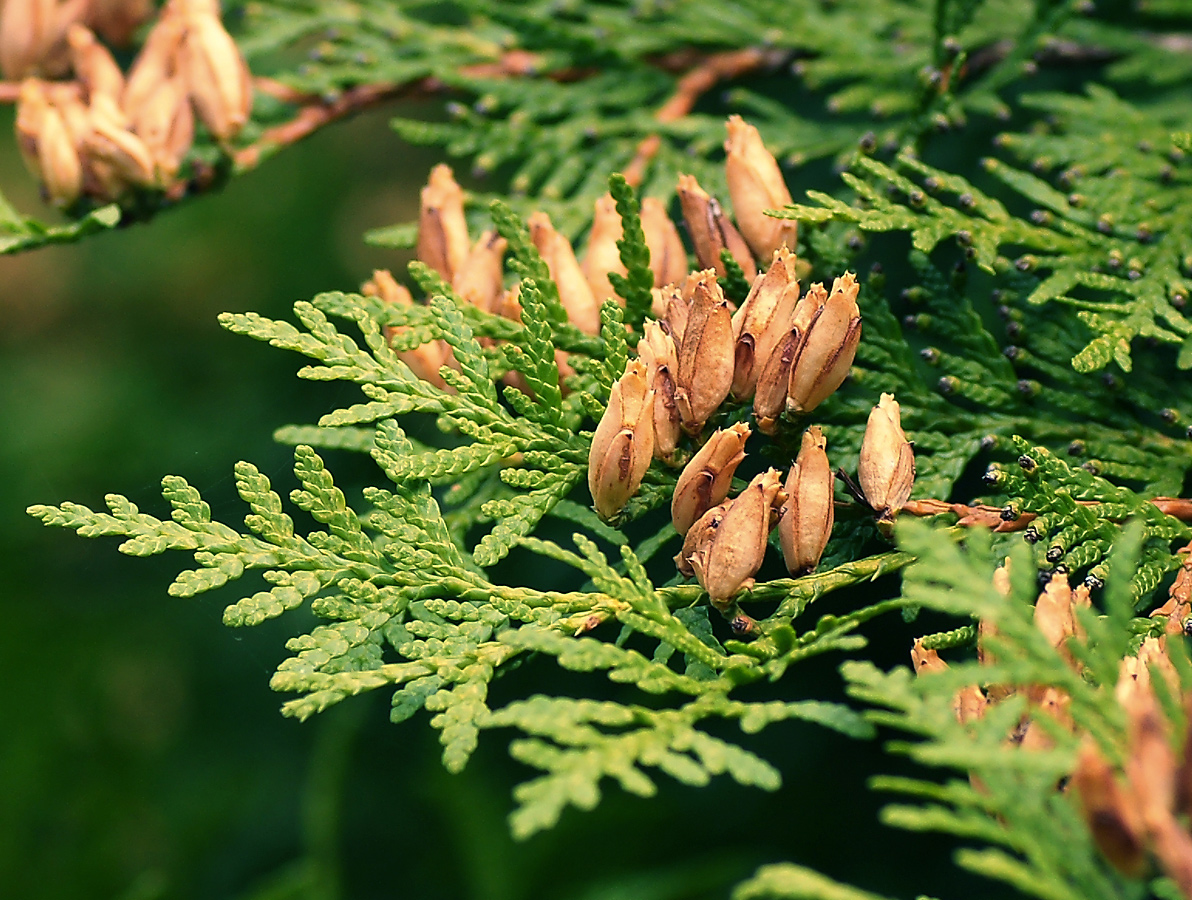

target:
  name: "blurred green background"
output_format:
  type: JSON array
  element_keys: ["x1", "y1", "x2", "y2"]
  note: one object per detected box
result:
[{"x1": 0, "y1": 103, "x2": 983, "y2": 900}]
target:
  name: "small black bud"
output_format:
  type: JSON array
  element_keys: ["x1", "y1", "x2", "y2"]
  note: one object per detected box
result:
[
  {"x1": 1068, "y1": 193, "x2": 1085, "y2": 208},
  {"x1": 980, "y1": 434, "x2": 997, "y2": 451},
  {"x1": 1097, "y1": 214, "x2": 1114, "y2": 234},
  {"x1": 923, "y1": 176, "x2": 941, "y2": 192},
  {"x1": 1067, "y1": 440, "x2": 1086, "y2": 456},
  {"x1": 1006, "y1": 321, "x2": 1023, "y2": 340},
  {"x1": 1015, "y1": 255, "x2": 1037, "y2": 272},
  {"x1": 1084, "y1": 574, "x2": 1104, "y2": 590},
  {"x1": 909, "y1": 189, "x2": 926, "y2": 207},
  {"x1": 1137, "y1": 140, "x2": 1153, "y2": 153},
  {"x1": 920, "y1": 347, "x2": 941, "y2": 365},
  {"x1": 1160, "y1": 408, "x2": 1180, "y2": 424},
  {"x1": 1183, "y1": 617, "x2": 1192, "y2": 637},
  {"x1": 1003, "y1": 345, "x2": 1021, "y2": 360},
  {"x1": 1046, "y1": 545, "x2": 1064, "y2": 563},
  {"x1": 983, "y1": 465, "x2": 1004, "y2": 485},
  {"x1": 1136, "y1": 225, "x2": 1153, "y2": 244},
  {"x1": 938, "y1": 375, "x2": 959, "y2": 394},
  {"x1": 958, "y1": 192, "x2": 975, "y2": 210},
  {"x1": 1001, "y1": 504, "x2": 1019, "y2": 521},
  {"x1": 1052, "y1": 563, "x2": 1069, "y2": 576},
  {"x1": 1102, "y1": 372, "x2": 1118, "y2": 389},
  {"x1": 1082, "y1": 460, "x2": 1101, "y2": 476},
  {"x1": 1018, "y1": 454, "x2": 1037, "y2": 473},
  {"x1": 847, "y1": 234, "x2": 864, "y2": 251},
  {"x1": 1024, "y1": 526, "x2": 1041, "y2": 544},
  {"x1": 956, "y1": 229, "x2": 972, "y2": 246},
  {"x1": 859, "y1": 131, "x2": 877, "y2": 153},
  {"x1": 1016, "y1": 377, "x2": 1038, "y2": 396}
]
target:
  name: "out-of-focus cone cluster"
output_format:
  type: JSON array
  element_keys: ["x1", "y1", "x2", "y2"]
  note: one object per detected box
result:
[
  {"x1": 11, "y1": 0, "x2": 251, "y2": 207},
  {"x1": 912, "y1": 567, "x2": 1192, "y2": 897},
  {"x1": 0, "y1": 0, "x2": 151, "y2": 79}
]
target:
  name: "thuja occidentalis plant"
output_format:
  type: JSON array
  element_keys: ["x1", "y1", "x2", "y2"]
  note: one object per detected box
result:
[{"x1": 13, "y1": 2, "x2": 1192, "y2": 898}]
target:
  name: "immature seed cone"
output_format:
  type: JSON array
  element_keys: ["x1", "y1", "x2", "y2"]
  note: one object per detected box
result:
[
  {"x1": 417, "y1": 164, "x2": 471, "y2": 284},
  {"x1": 641, "y1": 196, "x2": 688, "y2": 288},
  {"x1": 636, "y1": 321, "x2": 681, "y2": 464},
  {"x1": 671, "y1": 422, "x2": 750, "y2": 536},
  {"x1": 453, "y1": 230, "x2": 507, "y2": 314},
  {"x1": 677, "y1": 173, "x2": 757, "y2": 281},
  {"x1": 786, "y1": 272, "x2": 861, "y2": 414},
  {"x1": 177, "y1": 0, "x2": 253, "y2": 141},
  {"x1": 36, "y1": 96, "x2": 84, "y2": 206},
  {"x1": 731, "y1": 246, "x2": 800, "y2": 400},
  {"x1": 778, "y1": 426, "x2": 833, "y2": 575},
  {"x1": 674, "y1": 273, "x2": 734, "y2": 436},
  {"x1": 675, "y1": 501, "x2": 726, "y2": 578},
  {"x1": 583, "y1": 193, "x2": 627, "y2": 304},
  {"x1": 86, "y1": 96, "x2": 157, "y2": 187},
  {"x1": 684, "y1": 468, "x2": 784, "y2": 608},
  {"x1": 529, "y1": 211, "x2": 602, "y2": 336},
  {"x1": 858, "y1": 393, "x2": 914, "y2": 521},
  {"x1": 724, "y1": 115, "x2": 796, "y2": 259},
  {"x1": 588, "y1": 359, "x2": 655, "y2": 520}
]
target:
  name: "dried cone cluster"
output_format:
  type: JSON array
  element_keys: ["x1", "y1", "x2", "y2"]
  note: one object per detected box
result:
[
  {"x1": 0, "y1": 0, "x2": 152, "y2": 79},
  {"x1": 12, "y1": 0, "x2": 252, "y2": 207},
  {"x1": 913, "y1": 568, "x2": 1192, "y2": 898}
]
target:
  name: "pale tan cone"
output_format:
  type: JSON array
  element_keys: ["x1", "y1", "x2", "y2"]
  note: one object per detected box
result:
[
  {"x1": 177, "y1": 0, "x2": 253, "y2": 142},
  {"x1": 778, "y1": 426, "x2": 833, "y2": 575},
  {"x1": 37, "y1": 99, "x2": 83, "y2": 205},
  {"x1": 416, "y1": 164, "x2": 471, "y2": 285},
  {"x1": 129, "y1": 75, "x2": 194, "y2": 180},
  {"x1": 660, "y1": 284, "x2": 689, "y2": 345},
  {"x1": 786, "y1": 272, "x2": 861, "y2": 414},
  {"x1": 86, "y1": 93, "x2": 157, "y2": 187},
  {"x1": 15, "y1": 78, "x2": 51, "y2": 176},
  {"x1": 674, "y1": 501, "x2": 726, "y2": 578},
  {"x1": 0, "y1": 0, "x2": 87, "y2": 78},
  {"x1": 363, "y1": 269, "x2": 456, "y2": 392},
  {"x1": 529, "y1": 211, "x2": 602, "y2": 336},
  {"x1": 588, "y1": 359, "x2": 655, "y2": 520},
  {"x1": 1032, "y1": 572, "x2": 1090, "y2": 671},
  {"x1": 730, "y1": 246, "x2": 799, "y2": 400},
  {"x1": 636, "y1": 321, "x2": 681, "y2": 464},
  {"x1": 453, "y1": 231, "x2": 507, "y2": 314},
  {"x1": 909, "y1": 638, "x2": 988, "y2": 723},
  {"x1": 688, "y1": 468, "x2": 784, "y2": 607},
  {"x1": 671, "y1": 422, "x2": 750, "y2": 536},
  {"x1": 858, "y1": 393, "x2": 914, "y2": 521},
  {"x1": 676, "y1": 173, "x2": 757, "y2": 281},
  {"x1": 66, "y1": 24, "x2": 124, "y2": 102},
  {"x1": 724, "y1": 115, "x2": 796, "y2": 259},
  {"x1": 640, "y1": 197, "x2": 688, "y2": 288},
  {"x1": 582, "y1": 193, "x2": 627, "y2": 304},
  {"x1": 674, "y1": 273, "x2": 734, "y2": 435},
  {"x1": 123, "y1": 9, "x2": 185, "y2": 118},
  {"x1": 752, "y1": 326, "x2": 799, "y2": 435}
]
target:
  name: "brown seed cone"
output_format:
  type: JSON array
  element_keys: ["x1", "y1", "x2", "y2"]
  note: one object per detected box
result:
[
  {"x1": 730, "y1": 246, "x2": 800, "y2": 400},
  {"x1": 778, "y1": 426, "x2": 833, "y2": 575},
  {"x1": 641, "y1": 196, "x2": 688, "y2": 288},
  {"x1": 676, "y1": 173, "x2": 757, "y2": 281},
  {"x1": 686, "y1": 468, "x2": 784, "y2": 607},
  {"x1": 529, "y1": 211, "x2": 602, "y2": 336},
  {"x1": 453, "y1": 230, "x2": 507, "y2": 314},
  {"x1": 637, "y1": 321, "x2": 681, "y2": 463},
  {"x1": 582, "y1": 193, "x2": 627, "y2": 305},
  {"x1": 86, "y1": 0, "x2": 154, "y2": 46},
  {"x1": 675, "y1": 502, "x2": 727, "y2": 578},
  {"x1": 786, "y1": 272, "x2": 861, "y2": 414},
  {"x1": 674, "y1": 273, "x2": 734, "y2": 436},
  {"x1": 858, "y1": 392, "x2": 915, "y2": 521},
  {"x1": 0, "y1": 0, "x2": 87, "y2": 79},
  {"x1": 752, "y1": 328, "x2": 798, "y2": 436},
  {"x1": 671, "y1": 422, "x2": 750, "y2": 536},
  {"x1": 588, "y1": 359, "x2": 655, "y2": 521},
  {"x1": 417, "y1": 164, "x2": 471, "y2": 285},
  {"x1": 129, "y1": 74, "x2": 194, "y2": 180},
  {"x1": 363, "y1": 269, "x2": 456, "y2": 392},
  {"x1": 724, "y1": 115, "x2": 796, "y2": 259}
]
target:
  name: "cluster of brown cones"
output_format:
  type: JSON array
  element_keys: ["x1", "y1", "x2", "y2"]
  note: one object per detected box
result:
[
  {"x1": 12, "y1": 0, "x2": 252, "y2": 207},
  {"x1": 913, "y1": 566, "x2": 1192, "y2": 897},
  {"x1": 364, "y1": 116, "x2": 803, "y2": 391}
]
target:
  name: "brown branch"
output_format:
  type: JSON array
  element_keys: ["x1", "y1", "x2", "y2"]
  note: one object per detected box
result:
[
  {"x1": 622, "y1": 47, "x2": 785, "y2": 187},
  {"x1": 903, "y1": 496, "x2": 1192, "y2": 533}
]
